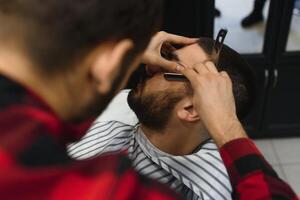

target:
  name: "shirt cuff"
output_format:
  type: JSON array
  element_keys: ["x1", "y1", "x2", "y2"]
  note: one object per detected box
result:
[{"x1": 219, "y1": 138, "x2": 262, "y2": 168}]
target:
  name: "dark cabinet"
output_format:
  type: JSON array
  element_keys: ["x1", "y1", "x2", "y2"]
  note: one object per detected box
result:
[
  {"x1": 264, "y1": 66, "x2": 300, "y2": 137},
  {"x1": 243, "y1": 66, "x2": 268, "y2": 136}
]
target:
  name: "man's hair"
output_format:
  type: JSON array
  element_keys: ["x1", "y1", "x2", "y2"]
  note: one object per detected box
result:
[
  {"x1": 0, "y1": 0, "x2": 163, "y2": 73},
  {"x1": 198, "y1": 38, "x2": 256, "y2": 120}
]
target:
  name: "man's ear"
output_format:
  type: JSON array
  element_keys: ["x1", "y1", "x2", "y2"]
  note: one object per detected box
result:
[
  {"x1": 90, "y1": 39, "x2": 134, "y2": 94},
  {"x1": 176, "y1": 97, "x2": 200, "y2": 122}
]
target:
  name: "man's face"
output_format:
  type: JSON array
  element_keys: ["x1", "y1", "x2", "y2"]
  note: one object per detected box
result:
[
  {"x1": 128, "y1": 43, "x2": 209, "y2": 130},
  {"x1": 70, "y1": 49, "x2": 141, "y2": 123}
]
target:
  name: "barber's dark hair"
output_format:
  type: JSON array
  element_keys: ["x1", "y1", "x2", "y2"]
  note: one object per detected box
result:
[
  {"x1": 0, "y1": 0, "x2": 163, "y2": 72},
  {"x1": 198, "y1": 38, "x2": 256, "y2": 120}
]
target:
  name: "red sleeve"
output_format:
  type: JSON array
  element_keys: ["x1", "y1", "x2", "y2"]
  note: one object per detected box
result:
[
  {"x1": 220, "y1": 138, "x2": 299, "y2": 200},
  {"x1": 0, "y1": 153, "x2": 182, "y2": 200},
  {"x1": 51, "y1": 157, "x2": 182, "y2": 200}
]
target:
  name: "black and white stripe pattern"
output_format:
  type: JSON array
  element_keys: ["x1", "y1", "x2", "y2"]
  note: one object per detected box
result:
[
  {"x1": 68, "y1": 122, "x2": 232, "y2": 200},
  {"x1": 134, "y1": 127, "x2": 232, "y2": 200},
  {"x1": 67, "y1": 90, "x2": 232, "y2": 200},
  {"x1": 68, "y1": 121, "x2": 133, "y2": 159}
]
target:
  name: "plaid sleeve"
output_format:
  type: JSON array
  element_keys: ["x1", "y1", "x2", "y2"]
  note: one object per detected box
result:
[
  {"x1": 220, "y1": 138, "x2": 299, "y2": 200},
  {"x1": 0, "y1": 152, "x2": 182, "y2": 200},
  {"x1": 50, "y1": 154, "x2": 182, "y2": 200}
]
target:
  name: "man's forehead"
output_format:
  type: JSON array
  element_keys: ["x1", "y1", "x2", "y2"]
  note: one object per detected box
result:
[{"x1": 174, "y1": 43, "x2": 209, "y2": 67}]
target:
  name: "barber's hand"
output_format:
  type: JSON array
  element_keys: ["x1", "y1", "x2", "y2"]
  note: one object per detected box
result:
[
  {"x1": 141, "y1": 31, "x2": 198, "y2": 73},
  {"x1": 179, "y1": 62, "x2": 248, "y2": 148}
]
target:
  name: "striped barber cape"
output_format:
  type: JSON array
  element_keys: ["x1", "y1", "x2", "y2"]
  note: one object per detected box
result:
[{"x1": 68, "y1": 90, "x2": 232, "y2": 200}]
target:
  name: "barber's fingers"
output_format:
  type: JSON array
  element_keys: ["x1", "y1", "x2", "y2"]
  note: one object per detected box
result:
[
  {"x1": 191, "y1": 61, "x2": 218, "y2": 75},
  {"x1": 179, "y1": 67, "x2": 199, "y2": 87},
  {"x1": 161, "y1": 32, "x2": 199, "y2": 45},
  {"x1": 193, "y1": 62, "x2": 210, "y2": 75},
  {"x1": 151, "y1": 56, "x2": 184, "y2": 73},
  {"x1": 180, "y1": 61, "x2": 226, "y2": 85},
  {"x1": 204, "y1": 61, "x2": 219, "y2": 74},
  {"x1": 220, "y1": 71, "x2": 228, "y2": 77},
  {"x1": 220, "y1": 71, "x2": 233, "y2": 87},
  {"x1": 220, "y1": 71, "x2": 231, "y2": 81}
]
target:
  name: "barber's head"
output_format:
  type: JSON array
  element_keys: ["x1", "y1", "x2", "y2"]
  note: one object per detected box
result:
[
  {"x1": 128, "y1": 38, "x2": 256, "y2": 131},
  {"x1": 0, "y1": 0, "x2": 162, "y2": 121}
]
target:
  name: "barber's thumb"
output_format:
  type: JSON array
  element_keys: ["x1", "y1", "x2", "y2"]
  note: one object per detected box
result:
[{"x1": 158, "y1": 58, "x2": 183, "y2": 72}]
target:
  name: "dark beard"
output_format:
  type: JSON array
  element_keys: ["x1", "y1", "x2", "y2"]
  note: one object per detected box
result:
[
  {"x1": 127, "y1": 81, "x2": 184, "y2": 131},
  {"x1": 70, "y1": 79, "x2": 122, "y2": 124},
  {"x1": 70, "y1": 53, "x2": 136, "y2": 123}
]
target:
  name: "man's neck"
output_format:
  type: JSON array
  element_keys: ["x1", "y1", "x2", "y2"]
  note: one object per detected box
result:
[
  {"x1": 0, "y1": 45, "x2": 75, "y2": 121},
  {"x1": 141, "y1": 121, "x2": 209, "y2": 156}
]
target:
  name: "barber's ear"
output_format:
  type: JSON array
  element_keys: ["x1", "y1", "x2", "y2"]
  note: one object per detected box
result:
[
  {"x1": 177, "y1": 97, "x2": 200, "y2": 122},
  {"x1": 90, "y1": 39, "x2": 134, "y2": 94}
]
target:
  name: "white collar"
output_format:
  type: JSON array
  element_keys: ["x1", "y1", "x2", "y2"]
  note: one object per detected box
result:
[{"x1": 134, "y1": 126, "x2": 232, "y2": 200}]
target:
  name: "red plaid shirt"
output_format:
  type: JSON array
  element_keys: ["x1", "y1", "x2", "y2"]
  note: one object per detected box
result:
[
  {"x1": 0, "y1": 74, "x2": 298, "y2": 200},
  {"x1": 221, "y1": 139, "x2": 299, "y2": 200}
]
